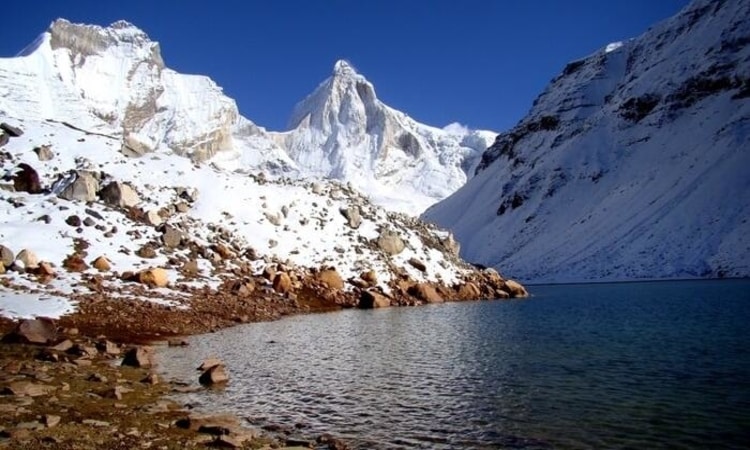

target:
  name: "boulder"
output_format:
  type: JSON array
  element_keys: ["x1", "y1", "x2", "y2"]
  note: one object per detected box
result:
[
  {"x1": 272, "y1": 272, "x2": 292, "y2": 294},
  {"x1": 316, "y1": 268, "x2": 344, "y2": 290},
  {"x1": 121, "y1": 346, "x2": 154, "y2": 368},
  {"x1": 137, "y1": 268, "x2": 169, "y2": 287},
  {"x1": 0, "y1": 245, "x2": 14, "y2": 268},
  {"x1": 98, "y1": 181, "x2": 140, "y2": 208},
  {"x1": 161, "y1": 225, "x2": 183, "y2": 248},
  {"x1": 181, "y1": 259, "x2": 199, "y2": 276},
  {"x1": 408, "y1": 258, "x2": 427, "y2": 272},
  {"x1": 15, "y1": 249, "x2": 39, "y2": 269},
  {"x1": 197, "y1": 357, "x2": 224, "y2": 371},
  {"x1": 2, "y1": 381, "x2": 54, "y2": 397},
  {"x1": 33, "y1": 145, "x2": 54, "y2": 161},
  {"x1": 0, "y1": 122, "x2": 23, "y2": 137},
  {"x1": 59, "y1": 171, "x2": 99, "y2": 202},
  {"x1": 359, "y1": 290, "x2": 390, "y2": 309},
  {"x1": 360, "y1": 270, "x2": 378, "y2": 285},
  {"x1": 377, "y1": 230, "x2": 405, "y2": 255},
  {"x1": 65, "y1": 215, "x2": 82, "y2": 227},
  {"x1": 62, "y1": 254, "x2": 88, "y2": 272},
  {"x1": 504, "y1": 279, "x2": 529, "y2": 298},
  {"x1": 3, "y1": 319, "x2": 57, "y2": 344},
  {"x1": 408, "y1": 283, "x2": 443, "y2": 303},
  {"x1": 145, "y1": 209, "x2": 163, "y2": 226},
  {"x1": 36, "y1": 261, "x2": 55, "y2": 277},
  {"x1": 199, "y1": 365, "x2": 229, "y2": 385},
  {"x1": 0, "y1": 132, "x2": 7, "y2": 147},
  {"x1": 311, "y1": 182, "x2": 323, "y2": 194},
  {"x1": 13, "y1": 163, "x2": 42, "y2": 194},
  {"x1": 457, "y1": 281, "x2": 481, "y2": 299},
  {"x1": 92, "y1": 256, "x2": 111, "y2": 271},
  {"x1": 339, "y1": 206, "x2": 361, "y2": 229}
]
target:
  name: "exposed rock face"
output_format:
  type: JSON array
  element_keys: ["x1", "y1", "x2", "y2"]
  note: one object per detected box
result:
[
  {"x1": 99, "y1": 181, "x2": 140, "y2": 208},
  {"x1": 59, "y1": 171, "x2": 99, "y2": 202}
]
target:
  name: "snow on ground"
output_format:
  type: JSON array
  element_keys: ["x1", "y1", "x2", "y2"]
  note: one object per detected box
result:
[{"x1": 0, "y1": 291, "x2": 76, "y2": 319}]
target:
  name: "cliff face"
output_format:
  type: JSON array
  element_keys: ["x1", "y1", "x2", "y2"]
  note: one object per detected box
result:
[{"x1": 424, "y1": 0, "x2": 750, "y2": 283}]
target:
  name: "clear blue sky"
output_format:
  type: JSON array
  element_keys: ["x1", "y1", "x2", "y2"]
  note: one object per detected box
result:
[{"x1": 0, "y1": 0, "x2": 689, "y2": 132}]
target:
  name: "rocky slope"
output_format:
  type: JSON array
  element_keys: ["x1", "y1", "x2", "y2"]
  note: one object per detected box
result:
[{"x1": 424, "y1": 0, "x2": 750, "y2": 283}]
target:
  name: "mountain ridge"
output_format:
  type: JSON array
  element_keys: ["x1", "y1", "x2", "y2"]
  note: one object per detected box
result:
[{"x1": 423, "y1": 0, "x2": 750, "y2": 283}]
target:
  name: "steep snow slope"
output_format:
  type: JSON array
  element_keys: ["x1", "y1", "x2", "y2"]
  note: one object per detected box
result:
[
  {"x1": 424, "y1": 0, "x2": 750, "y2": 283},
  {"x1": 267, "y1": 60, "x2": 495, "y2": 213}
]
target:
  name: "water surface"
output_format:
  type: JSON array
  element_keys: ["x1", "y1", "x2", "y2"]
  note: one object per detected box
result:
[{"x1": 159, "y1": 279, "x2": 750, "y2": 449}]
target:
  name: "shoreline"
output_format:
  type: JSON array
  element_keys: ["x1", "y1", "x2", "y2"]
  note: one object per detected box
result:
[{"x1": 0, "y1": 275, "x2": 527, "y2": 449}]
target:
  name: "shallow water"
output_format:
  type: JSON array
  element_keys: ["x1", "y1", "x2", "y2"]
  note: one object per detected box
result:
[{"x1": 159, "y1": 279, "x2": 750, "y2": 449}]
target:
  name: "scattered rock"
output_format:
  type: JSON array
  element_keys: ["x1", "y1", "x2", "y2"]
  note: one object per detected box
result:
[
  {"x1": 197, "y1": 357, "x2": 223, "y2": 371},
  {"x1": 408, "y1": 283, "x2": 443, "y2": 303},
  {"x1": 145, "y1": 209, "x2": 163, "y2": 226},
  {"x1": 408, "y1": 258, "x2": 427, "y2": 272},
  {"x1": 377, "y1": 230, "x2": 405, "y2": 255},
  {"x1": 33, "y1": 145, "x2": 54, "y2": 161},
  {"x1": 2, "y1": 318, "x2": 57, "y2": 344},
  {"x1": 503, "y1": 279, "x2": 529, "y2": 298},
  {"x1": 98, "y1": 181, "x2": 140, "y2": 208},
  {"x1": 50, "y1": 338, "x2": 74, "y2": 352},
  {"x1": 316, "y1": 268, "x2": 344, "y2": 290},
  {"x1": 199, "y1": 365, "x2": 229, "y2": 386},
  {"x1": 92, "y1": 256, "x2": 111, "y2": 271},
  {"x1": 2, "y1": 381, "x2": 55, "y2": 397},
  {"x1": 13, "y1": 163, "x2": 42, "y2": 194},
  {"x1": 311, "y1": 182, "x2": 323, "y2": 194},
  {"x1": 360, "y1": 270, "x2": 378, "y2": 285},
  {"x1": 161, "y1": 225, "x2": 183, "y2": 248},
  {"x1": 141, "y1": 373, "x2": 159, "y2": 385},
  {"x1": 457, "y1": 281, "x2": 481, "y2": 299},
  {"x1": 137, "y1": 267, "x2": 169, "y2": 287},
  {"x1": 0, "y1": 122, "x2": 23, "y2": 137},
  {"x1": 15, "y1": 249, "x2": 39, "y2": 269},
  {"x1": 0, "y1": 245, "x2": 14, "y2": 268},
  {"x1": 136, "y1": 244, "x2": 157, "y2": 259},
  {"x1": 65, "y1": 215, "x2": 82, "y2": 227},
  {"x1": 97, "y1": 340, "x2": 120, "y2": 355},
  {"x1": 359, "y1": 290, "x2": 390, "y2": 309},
  {"x1": 62, "y1": 253, "x2": 88, "y2": 272},
  {"x1": 181, "y1": 259, "x2": 199, "y2": 276},
  {"x1": 59, "y1": 171, "x2": 99, "y2": 202},
  {"x1": 339, "y1": 206, "x2": 361, "y2": 229},
  {"x1": 272, "y1": 272, "x2": 292, "y2": 294},
  {"x1": 121, "y1": 346, "x2": 153, "y2": 368},
  {"x1": 43, "y1": 414, "x2": 61, "y2": 428}
]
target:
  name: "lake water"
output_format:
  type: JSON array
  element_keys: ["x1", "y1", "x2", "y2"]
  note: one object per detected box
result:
[{"x1": 158, "y1": 280, "x2": 750, "y2": 449}]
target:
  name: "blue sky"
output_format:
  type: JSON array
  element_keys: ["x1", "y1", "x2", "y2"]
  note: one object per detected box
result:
[{"x1": 1, "y1": 0, "x2": 689, "y2": 132}]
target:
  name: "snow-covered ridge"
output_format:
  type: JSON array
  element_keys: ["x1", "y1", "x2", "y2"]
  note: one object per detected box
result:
[
  {"x1": 424, "y1": 0, "x2": 750, "y2": 283},
  {"x1": 0, "y1": 19, "x2": 495, "y2": 215}
]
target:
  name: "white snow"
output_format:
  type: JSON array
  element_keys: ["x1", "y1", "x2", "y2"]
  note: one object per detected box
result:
[
  {"x1": 424, "y1": 0, "x2": 750, "y2": 283},
  {"x1": 0, "y1": 290, "x2": 76, "y2": 319}
]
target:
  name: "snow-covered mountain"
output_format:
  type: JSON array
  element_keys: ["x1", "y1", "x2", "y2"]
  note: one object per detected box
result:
[
  {"x1": 263, "y1": 60, "x2": 495, "y2": 213},
  {"x1": 0, "y1": 19, "x2": 492, "y2": 215},
  {"x1": 424, "y1": 0, "x2": 750, "y2": 283}
]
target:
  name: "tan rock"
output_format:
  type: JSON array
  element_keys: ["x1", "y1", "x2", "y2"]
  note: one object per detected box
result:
[
  {"x1": 3, "y1": 381, "x2": 55, "y2": 397},
  {"x1": 199, "y1": 365, "x2": 229, "y2": 386},
  {"x1": 37, "y1": 261, "x2": 55, "y2": 276},
  {"x1": 317, "y1": 268, "x2": 344, "y2": 290},
  {"x1": 3, "y1": 318, "x2": 57, "y2": 344},
  {"x1": 504, "y1": 279, "x2": 529, "y2": 298},
  {"x1": 408, "y1": 283, "x2": 443, "y2": 303},
  {"x1": 272, "y1": 272, "x2": 292, "y2": 294},
  {"x1": 359, "y1": 290, "x2": 390, "y2": 309},
  {"x1": 360, "y1": 270, "x2": 378, "y2": 285},
  {"x1": 15, "y1": 249, "x2": 39, "y2": 269},
  {"x1": 121, "y1": 346, "x2": 154, "y2": 368},
  {"x1": 197, "y1": 357, "x2": 223, "y2": 371},
  {"x1": 457, "y1": 281, "x2": 481, "y2": 299},
  {"x1": 137, "y1": 267, "x2": 169, "y2": 287},
  {"x1": 92, "y1": 256, "x2": 111, "y2": 271}
]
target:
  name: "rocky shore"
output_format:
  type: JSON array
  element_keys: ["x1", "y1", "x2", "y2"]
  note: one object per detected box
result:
[{"x1": 0, "y1": 269, "x2": 528, "y2": 449}]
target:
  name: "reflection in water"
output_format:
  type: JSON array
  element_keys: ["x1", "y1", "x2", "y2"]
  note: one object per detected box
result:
[{"x1": 159, "y1": 280, "x2": 750, "y2": 449}]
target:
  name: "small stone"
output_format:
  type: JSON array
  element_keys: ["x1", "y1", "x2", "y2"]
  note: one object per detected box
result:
[
  {"x1": 199, "y1": 365, "x2": 229, "y2": 386},
  {"x1": 82, "y1": 419, "x2": 110, "y2": 427},
  {"x1": 92, "y1": 256, "x2": 111, "y2": 271},
  {"x1": 43, "y1": 414, "x2": 61, "y2": 428}
]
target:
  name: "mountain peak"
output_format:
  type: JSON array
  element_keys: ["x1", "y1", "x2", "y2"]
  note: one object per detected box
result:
[
  {"x1": 44, "y1": 18, "x2": 163, "y2": 67},
  {"x1": 332, "y1": 59, "x2": 357, "y2": 77}
]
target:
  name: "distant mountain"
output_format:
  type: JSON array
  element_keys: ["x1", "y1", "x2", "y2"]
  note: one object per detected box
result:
[
  {"x1": 0, "y1": 18, "x2": 492, "y2": 215},
  {"x1": 423, "y1": 0, "x2": 750, "y2": 283},
  {"x1": 265, "y1": 60, "x2": 495, "y2": 213}
]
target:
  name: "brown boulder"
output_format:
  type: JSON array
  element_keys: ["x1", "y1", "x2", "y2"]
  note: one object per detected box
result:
[
  {"x1": 13, "y1": 163, "x2": 42, "y2": 194},
  {"x1": 272, "y1": 272, "x2": 292, "y2": 294},
  {"x1": 197, "y1": 357, "x2": 224, "y2": 371},
  {"x1": 0, "y1": 245, "x2": 14, "y2": 268},
  {"x1": 92, "y1": 256, "x2": 111, "y2": 271},
  {"x1": 2, "y1": 318, "x2": 57, "y2": 344},
  {"x1": 408, "y1": 283, "x2": 443, "y2": 303},
  {"x1": 457, "y1": 281, "x2": 482, "y2": 299},
  {"x1": 359, "y1": 290, "x2": 390, "y2": 309},
  {"x1": 199, "y1": 365, "x2": 229, "y2": 386},
  {"x1": 62, "y1": 253, "x2": 88, "y2": 272},
  {"x1": 121, "y1": 346, "x2": 154, "y2": 368},
  {"x1": 503, "y1": 279, "x2": 529, "y2": 298},
  {"x1": 360, "y1": 270, "x2": 377, "y2": 285},
  {"x1": 2, "y1": 381, "x2": 54, "y2": 397},
  {"x1": 98, "y1": 181, "x2": 140, "y2": 208},
  {"x1": 317, "y1": 268, "x2": 344, "y2": 290},
  {"x1": 138, "y1": 267, "x2": 169, "y2": 287},
  {"x1": 408, "y1": 258, "x2": 427, "y2": 272},
  {"x1": 376, "y1": 230, "x2": 405, "y2": 255},
  {"x1": 0, "y1": 122, "x2": 23, "y2": 137}
]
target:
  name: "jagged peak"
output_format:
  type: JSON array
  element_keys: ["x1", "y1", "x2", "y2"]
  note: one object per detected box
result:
[
  {"x1": 40, "y1": 18, "x2": 164, "y2": 67},
  {"x1": 332, "y1": 59, "x2": 358, "y2": 77}
]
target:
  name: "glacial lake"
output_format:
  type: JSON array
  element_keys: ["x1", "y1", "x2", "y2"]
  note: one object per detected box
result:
[{"x1": 159, "y1": 279, "x2": 750, "y2": 449}]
